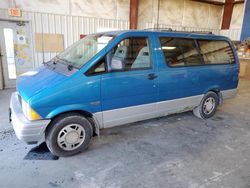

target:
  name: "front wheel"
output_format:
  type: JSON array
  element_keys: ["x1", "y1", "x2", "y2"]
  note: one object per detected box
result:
[
  {"x1": 45, "y1": 113, "x2": 92, "y2": 157},
  {"x1": 193, "y1": 91, "x2": 219, "y2": 119}
]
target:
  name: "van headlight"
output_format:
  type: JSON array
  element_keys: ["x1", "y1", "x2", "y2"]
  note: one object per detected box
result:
[{"x1": 21, "y1": 99, "x2": 41, "y2": 120}]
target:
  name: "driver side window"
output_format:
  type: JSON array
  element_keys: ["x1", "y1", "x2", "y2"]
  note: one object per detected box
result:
[
  {"x1": 86, "y1": 37, "x2": 151, "y2": 76},
  {"x1": 108, "y1": 37, "x2": 151, "y2": 71}
]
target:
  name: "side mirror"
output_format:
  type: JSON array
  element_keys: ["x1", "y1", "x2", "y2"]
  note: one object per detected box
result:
[{"x1": 110, "y1": 59, "x2": 124, "y2": 71}]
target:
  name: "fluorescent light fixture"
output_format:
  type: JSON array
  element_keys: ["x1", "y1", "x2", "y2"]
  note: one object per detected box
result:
[{"x1": 162, "y1": 46, "x2": 176, "y2": 50}]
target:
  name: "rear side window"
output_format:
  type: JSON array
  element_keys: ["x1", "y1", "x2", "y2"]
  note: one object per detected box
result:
[
  {"x1": 198, "y1": 40, "x2": 235, "y2": 64},
  {"x1": 160, "y1": 37, "x2": 202, "y2": 67}
]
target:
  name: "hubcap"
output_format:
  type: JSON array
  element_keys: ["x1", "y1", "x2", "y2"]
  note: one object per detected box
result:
[
  {"x1": 57, "y1": 124, "x2": 85, "y2": 151},
  {"x1": 203, "y1": 97, "x2": 215, "y2": 115}
]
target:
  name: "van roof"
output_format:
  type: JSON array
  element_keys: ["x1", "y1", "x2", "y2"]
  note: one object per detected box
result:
[{"x1": 100, "y1": 29, "x2": 230, "y2": 41}]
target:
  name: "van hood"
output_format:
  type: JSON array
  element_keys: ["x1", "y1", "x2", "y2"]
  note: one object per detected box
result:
[{"x1": 16, "y1": 66, "x2": 69, "y2": 101}]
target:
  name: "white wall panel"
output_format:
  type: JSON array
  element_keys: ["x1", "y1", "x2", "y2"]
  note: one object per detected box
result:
[
  {"x1": 116, "y1": 0, "x2": 130, "y2": 20},
  {"x1": 159, "y1": 0, "x2": 184, "y2": 26},
  {"x1": 138, "y1": 0, "x2": 223, "y2": 29},
  {"x1": 14, "y1": 0, "x2": 69, "y2": 15},
  {"x1": 138, "y1": 0, "x2": 153, "y2": 24},
  {"x1": 71, "y1": 0, "x2": 117, "y2": 19},
  {"x1": 207, "y1": 4, "x2": 223, "y2": 29},
  {"x1": 230, "y1": 3, "x2": 244, "y2": 29},
  {"x1": 220, "y1": 29, "x2": 241, "y2": 41},
  {"x1": 0, "y1": 0, "x2": 128, "y2": 21},
  {"x1": 183, "y1": 1, "x2": 210, "y2": 28},
  {"x1": 0, "y1": 0, "x2": 9, "y2": 9}
]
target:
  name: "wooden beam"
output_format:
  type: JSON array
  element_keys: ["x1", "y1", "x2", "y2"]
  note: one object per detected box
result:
[
  {"x1": 129, "y1": 0, "x2": 139, "y2": 29},
  {"x1": 192, "y1": 0, "x2": 245, "y2": 6},
  {"x1": 221, "y1": 0, "x2": 234, "y2": 29},
  {"x1": 234, "y1": 0, "x2": 245, "y2": 5},
  {"x1": 191, "y1": 0, "x2": 225, "y2": 6}
]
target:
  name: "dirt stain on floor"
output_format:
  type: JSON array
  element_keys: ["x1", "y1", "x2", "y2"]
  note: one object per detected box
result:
[{"x1": 24, "y1": 142, "x2": 59, "y2": 160}]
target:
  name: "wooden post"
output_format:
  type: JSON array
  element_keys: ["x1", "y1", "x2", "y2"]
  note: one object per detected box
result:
[
  {"x1": 129, "y1": 0, "x2": 139, "y2": 29},
  {"x1": 221, "y1": 0, "x2": 234, "y2": 29}
]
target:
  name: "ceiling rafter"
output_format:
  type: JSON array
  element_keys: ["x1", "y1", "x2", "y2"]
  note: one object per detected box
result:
[{"x1": 191, "y1": 0, "x2": 245, "y2": 6}]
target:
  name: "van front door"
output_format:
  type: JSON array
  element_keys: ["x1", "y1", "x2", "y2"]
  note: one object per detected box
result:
[{"x1": 100, "y1": 36, "x2": 158, "y2": 128}]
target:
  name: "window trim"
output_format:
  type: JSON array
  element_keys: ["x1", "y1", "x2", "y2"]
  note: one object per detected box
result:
[{"x1": 159, "y1": 37, "x2": 236, "y2": 68}]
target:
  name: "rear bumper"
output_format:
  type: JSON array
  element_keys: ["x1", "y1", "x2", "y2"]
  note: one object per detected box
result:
[
  {"x1": 221, "y1": 88, "x2": 238, "y2": 100},
  {"x1": 10, "y1": 92, "x2": 50, "y2": 144}
]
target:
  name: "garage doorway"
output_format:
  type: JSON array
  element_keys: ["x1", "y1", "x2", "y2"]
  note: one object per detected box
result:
[{"x1": 0, "y1": 20, "x2": 33, "y2": 89}]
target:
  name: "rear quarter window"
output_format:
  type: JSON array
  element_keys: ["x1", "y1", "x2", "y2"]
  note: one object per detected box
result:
[
  {"x1": 198, "y1": 40, "x2": 235, "y2": 65},
  {"x1": 159, "y1": 37, "x2": 235, "y2": 67}
]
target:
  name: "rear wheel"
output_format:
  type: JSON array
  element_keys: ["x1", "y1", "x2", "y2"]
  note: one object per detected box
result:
[
  {"x1": 193, "y1": 91, "x2": 219, "y2": 119},
  {"x1": 45, "y1": 113, "x2": 92, "y2": 157}
]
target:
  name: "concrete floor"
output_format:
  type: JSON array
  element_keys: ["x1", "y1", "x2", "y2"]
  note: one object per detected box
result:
[
  {"x1": 1, "y1": 80, "x2": 250, "y2": 188},
  {"x1": 0, "y1": 88, "x2": 15, "y2": 131}
]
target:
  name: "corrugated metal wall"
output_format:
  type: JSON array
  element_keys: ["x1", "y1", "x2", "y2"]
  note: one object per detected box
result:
[
  {"x1": 220, "y1": 29, "x2": 242, "y2": 41},
  {"x1": 0, "y1": 8, "x2": 129, "y2": 67}
]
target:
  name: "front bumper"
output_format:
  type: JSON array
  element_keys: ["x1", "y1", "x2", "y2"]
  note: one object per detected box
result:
[{"x1": 9, "y1": 92, "x2": 51, "y2": 144}]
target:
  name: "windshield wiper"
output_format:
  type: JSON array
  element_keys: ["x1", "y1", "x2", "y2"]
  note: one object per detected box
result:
[
  {"x1": 43, "y1": 56, "x2": 58, "y2": 66},
  {"x1": 57, "y1": 58, "x2": 78, "y2": 71},
  {"x1": 67, "y1": 64, "x2": 74, "y2": 71}
]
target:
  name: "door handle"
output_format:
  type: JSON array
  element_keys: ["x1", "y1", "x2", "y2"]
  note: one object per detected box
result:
[{"x1": 148, "y1": 73, "x2": 158, "y2": 80}]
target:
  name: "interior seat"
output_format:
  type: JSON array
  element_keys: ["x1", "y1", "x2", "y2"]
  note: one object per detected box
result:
[
  {"x1": 131, "y1": 47, "x2": 150, "y2": 69},
  {"x1": 113, "y1": 45, "x2": 128, "y2": 61},
  {"x1": 107, "y1": 45, "x2": 128, "y2": 71}
]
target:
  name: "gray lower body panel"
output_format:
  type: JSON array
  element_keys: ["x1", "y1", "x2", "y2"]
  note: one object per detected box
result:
[
  {"x1": 94, "y1": 88, "x2": 238, "y2": 129},
  {"x1": 94, "y1": 94, "x2": 204, "y2": 129}
]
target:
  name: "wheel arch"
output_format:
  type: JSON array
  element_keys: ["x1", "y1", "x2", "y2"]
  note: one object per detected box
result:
[
  {"x1": 46, "y1": 109, "x2": 100, "y2": 137},
  {"x1": 203, "y1": 86, "x2": 223, "y2": 105}
]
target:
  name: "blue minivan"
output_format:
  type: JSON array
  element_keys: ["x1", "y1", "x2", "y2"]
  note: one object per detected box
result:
[{"x1": 10, "y1": 30, "x2": 239, "y2": 156}]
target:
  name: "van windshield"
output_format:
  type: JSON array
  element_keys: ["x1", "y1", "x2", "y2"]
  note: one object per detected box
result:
[{"x1": 56, "y1": 34, "x2": 114, "y2": 69}]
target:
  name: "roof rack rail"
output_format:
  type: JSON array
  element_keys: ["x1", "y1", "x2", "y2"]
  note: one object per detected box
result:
[
  {"x1": 190, "y1": 31, "x2": 213, "y2": 34},
  {"x1": 143, "y1": 28, "x2": 214, "y2": 34},
  {"x1": 144, "y1": 28, "x2": 173, "y2": 32}
]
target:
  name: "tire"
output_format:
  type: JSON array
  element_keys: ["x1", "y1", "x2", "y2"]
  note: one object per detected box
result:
[
  {"x1": 45, "y1": 112, "x2": 92, "y2": 157},
  {"x1": 193, "y1": 91, "x2": 219, "y2": 119}
]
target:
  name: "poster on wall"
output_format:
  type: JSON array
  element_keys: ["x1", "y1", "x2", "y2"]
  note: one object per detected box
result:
[
  {"x1": 17, "y1": 34, "x2": 26, "y2": 45},
  {"x1": 13, "y1": 24, "x2": 33, "y2": 75}
]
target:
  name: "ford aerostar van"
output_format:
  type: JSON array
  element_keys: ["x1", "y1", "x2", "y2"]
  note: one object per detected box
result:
[{"x1": 9, "y1": 30, "x2": 239, "y2": 157}]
